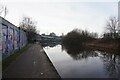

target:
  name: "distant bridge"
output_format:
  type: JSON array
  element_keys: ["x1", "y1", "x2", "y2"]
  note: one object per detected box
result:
[{"x1": 35, "y1": 34, "x2": 62, "y2": 43}]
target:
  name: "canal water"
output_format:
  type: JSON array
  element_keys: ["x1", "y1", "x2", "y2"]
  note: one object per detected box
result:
[{"x1": 43, "y1": 44, "x2": 120, "y2": 78}]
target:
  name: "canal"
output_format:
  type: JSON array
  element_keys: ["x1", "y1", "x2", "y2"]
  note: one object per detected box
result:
[{"x1": 43, "y1": 43, "x2": 120, "y2": 78}]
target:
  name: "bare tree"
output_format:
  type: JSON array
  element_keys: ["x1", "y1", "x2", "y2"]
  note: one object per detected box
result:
[
  {"x1": 4, "y1": 6, "x2": 8, "y2": 18},
  {"x1": 0, "y1": 5, "x2": 4, "y2": 15},
  {"x1": 19, "y1": 16, "x2": 37, "y2": 43},
  {"x1": 106, "y1": 16, "x2": 120, "y2": 38},
  {"x1": 0, "y1": 5, "x2": 8, "y2": 18},
  {"x1": 19, "y1": 16, "x2": 37, "y2": 32}
]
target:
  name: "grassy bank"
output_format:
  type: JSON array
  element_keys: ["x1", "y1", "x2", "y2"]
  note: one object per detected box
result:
[
  {"x1": 85, "y1": 39, "x2": 119, "y2": 54},
  {"x1": 2, "y1": 44, "x2": 31, "y2": 71}
]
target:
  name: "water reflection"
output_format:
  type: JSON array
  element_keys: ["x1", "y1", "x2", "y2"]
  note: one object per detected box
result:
[
  {"x1": 61, "y1": 44, "x2": 98, "y2": 60},
  {"x1": 61, "y1": 44, "x2": 120, "y2": 78},
  {"x1": 41, "y1": 42, "x2": 61, "y2": 48},
  {"x1": 100, "y1": 51, "x2": 120, "y2": 78}
]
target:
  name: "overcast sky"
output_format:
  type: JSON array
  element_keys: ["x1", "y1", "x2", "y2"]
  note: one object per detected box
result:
[{"x1": 0, "y1": 0, "x2": 119, "y2": 36}]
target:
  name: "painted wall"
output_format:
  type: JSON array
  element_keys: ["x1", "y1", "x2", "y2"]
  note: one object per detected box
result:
[
  {"x1": 2, "y1": 25, "x2": 7, "y2": 56},
  {"x1": 8, "y1": 27, "x2": 14, "y2": 53},
  {"x1": 1, "y1": 17, "x2": 27, "y2": 59},
  {"x1": 0, "y1": 18, "x2": 2, "y2": 59},
  {"x1": 20, "y1": 30, "x2": 27, "y2": 48},
  {"x1": 0, "y1": 27, "x2": 2, "y2": 52},
  {"x1": 14, "y1": 29, "x2": 18, "y2": 50}
]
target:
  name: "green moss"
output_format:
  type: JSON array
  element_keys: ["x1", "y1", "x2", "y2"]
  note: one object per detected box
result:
[{"x1": 2, "y1": 44, "x2": 31, "y2": 71}]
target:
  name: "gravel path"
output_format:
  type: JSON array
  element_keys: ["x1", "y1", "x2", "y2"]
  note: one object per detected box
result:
[{"x1": 3, "y1": 43, "x2": 60, "y2": 78}]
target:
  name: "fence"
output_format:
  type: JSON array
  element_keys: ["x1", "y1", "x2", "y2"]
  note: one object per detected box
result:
[{"x1": 0, "y1": 17, "x2": 27, "y2": 59}]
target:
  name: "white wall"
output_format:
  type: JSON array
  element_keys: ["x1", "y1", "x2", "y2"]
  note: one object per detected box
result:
[
  {"x1": 118, "y1": 1, "x2": 120, "y2": 25},
  {"x1": 118, "y1": 2, "x2": 120, "y2": 35}
]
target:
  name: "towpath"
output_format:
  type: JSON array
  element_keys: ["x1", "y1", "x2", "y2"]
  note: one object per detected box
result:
[{"x1": 2, "y1": 43, "x2": 60, "y2": 78}]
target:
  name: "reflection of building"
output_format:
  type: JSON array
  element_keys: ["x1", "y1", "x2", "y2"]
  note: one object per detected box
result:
[{"x1": 0, "y1": 17, "x2": 27, "y2": 59}]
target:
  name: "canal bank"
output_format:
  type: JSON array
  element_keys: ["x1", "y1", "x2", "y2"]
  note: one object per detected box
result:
[
  {"x1": 86, "y1": 43, "x2": 119, "y2": 54},
  {"x1": 2, "y1": 43, "x2": 60, "y2": 78}
]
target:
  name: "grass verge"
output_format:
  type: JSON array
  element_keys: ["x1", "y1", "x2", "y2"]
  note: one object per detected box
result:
[{"x1": 2, "y1": 44, "x2": 31, "y2": 71}]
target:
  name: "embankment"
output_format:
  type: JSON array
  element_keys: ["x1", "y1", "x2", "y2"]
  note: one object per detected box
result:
[{"x1": 85, "y1": 39, "x2": 119, "y2": 54}]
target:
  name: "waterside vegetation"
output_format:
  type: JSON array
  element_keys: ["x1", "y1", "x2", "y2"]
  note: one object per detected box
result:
[{"x1": 62, "y1": 16, "x2": 120, "y2": 54}]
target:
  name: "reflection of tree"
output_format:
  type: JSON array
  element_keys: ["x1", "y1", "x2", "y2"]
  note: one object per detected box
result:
[
  {"x1": 62, "y1": 43, "x2": 120, "y2": 78},
  {"x1": 68, "y1": 50, "x2": 98, "y2": 60},
  {"x1": 100, "y1": 51, "x2": 120, "y2": 79},
  {"x1": 62, "y1": 44, "x2": 98, "y2": 60},
  {"x1": 41, "y1": 42, "x2": 61, "y2": 48}
]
